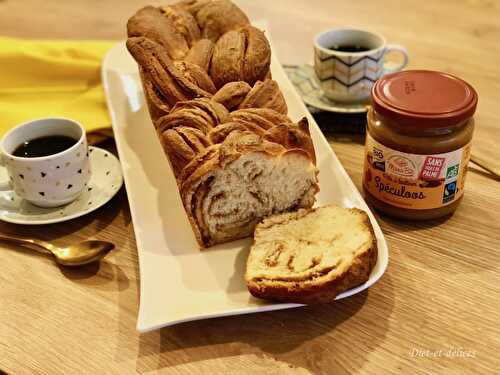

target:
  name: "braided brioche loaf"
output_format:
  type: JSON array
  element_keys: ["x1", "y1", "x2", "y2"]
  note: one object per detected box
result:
[{"x1": 126, "y1": 0, "x2": 319, "y2": 248}]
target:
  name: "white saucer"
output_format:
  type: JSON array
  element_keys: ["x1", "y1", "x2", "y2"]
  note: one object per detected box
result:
[
  {"x1": 284, "y1": 64, "x2": 370, "y2": 114},
  {"x1": 0, "y1": 146, "x2": 123, "y2": 225}
]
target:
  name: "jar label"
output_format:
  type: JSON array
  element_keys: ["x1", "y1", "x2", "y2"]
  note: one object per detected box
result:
[{"x1": 363, "y1": 133, "x2": 471, "y2": 210}]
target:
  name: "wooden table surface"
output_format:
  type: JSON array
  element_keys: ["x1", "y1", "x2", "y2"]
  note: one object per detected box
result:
[{"x1": 1, "y1": 1, "x2": 499, "y2": 374}]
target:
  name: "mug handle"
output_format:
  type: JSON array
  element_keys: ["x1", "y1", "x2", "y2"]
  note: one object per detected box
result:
[
  {"x1": 383, "y1": 44, "x2": 409, "y2": 74},
  {"x1": 0, "y1": 153, "x2": 12, "y2": 191}
]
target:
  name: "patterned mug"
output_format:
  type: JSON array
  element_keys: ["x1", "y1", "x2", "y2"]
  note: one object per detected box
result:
[
  {"x1": 314, "y1": 27, "x2": 409, "y2": 103},
  {"x1": 0, "y1": 118, "x2": 91, "y2": 207}
]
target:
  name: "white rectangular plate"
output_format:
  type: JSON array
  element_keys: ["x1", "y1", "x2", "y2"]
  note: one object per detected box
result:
[{"x1": 102, "y1": 41, "x2": 389, "y2": 333}]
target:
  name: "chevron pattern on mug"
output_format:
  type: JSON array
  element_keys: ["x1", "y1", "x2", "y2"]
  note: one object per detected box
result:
[
  {"x1": 314, "y1": 28, "x2": 408, "y2": 103},
  {"x1": 314, "y1": 49, "x2": 384, "y2": 98}
]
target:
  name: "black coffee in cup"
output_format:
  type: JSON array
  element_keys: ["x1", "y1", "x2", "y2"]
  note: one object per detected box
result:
[
  {"x1": 327, "y1": 44, "x2": 371, "y2": 53},
  {"x1": 13, "y1": 135, "x2": 78, "y2": 158}
]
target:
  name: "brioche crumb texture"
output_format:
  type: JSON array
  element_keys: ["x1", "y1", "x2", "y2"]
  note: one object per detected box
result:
[
  {"x1": 246, "y1": 205, "x2": 373, "y2": 285},
  {"x1": 201, "y1": 152, "x2": 317, "y2": 244}
]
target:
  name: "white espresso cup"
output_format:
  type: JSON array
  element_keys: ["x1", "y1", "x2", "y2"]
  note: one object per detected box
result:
[
  {"x1": 314, "y1": 27, "x2": 409, "y2": 103},
  {"x1": 0, "y1": 118, "x2": 91, "y2": 207}
]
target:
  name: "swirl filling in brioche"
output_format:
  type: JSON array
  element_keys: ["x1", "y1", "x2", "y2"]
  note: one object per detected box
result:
[
  {"x1": 246, "y1": 205, "x2": 377, "y2": 303},
  {"x1": 180, "y1": 131, "x2": 318, "y2": 247}
]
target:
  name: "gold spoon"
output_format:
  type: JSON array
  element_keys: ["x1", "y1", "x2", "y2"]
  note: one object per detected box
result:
[{"x1": 0, "y1": 234, "x2": 114, "y2": 266}]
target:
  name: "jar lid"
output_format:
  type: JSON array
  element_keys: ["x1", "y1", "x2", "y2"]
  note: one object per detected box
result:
[{"x1": 372, "y1": 70, "x2": 478, "y2": 128}]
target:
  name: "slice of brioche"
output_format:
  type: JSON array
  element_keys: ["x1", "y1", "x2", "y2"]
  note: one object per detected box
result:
[{"x1": 245, "y1": 205, "x2": 377, "y2": 304}]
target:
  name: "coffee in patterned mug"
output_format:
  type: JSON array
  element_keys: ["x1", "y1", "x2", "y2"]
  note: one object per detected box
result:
[
  {"x1": 0, "y1": 118, "x2": 91, "y2": 207},
  {"x1": 314, "y1": 27, "x2": 409, "y2": 103}
]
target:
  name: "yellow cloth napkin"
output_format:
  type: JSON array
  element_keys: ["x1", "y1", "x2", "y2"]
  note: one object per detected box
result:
[{"x1": 0, "y1": 37, "x2": 114, "y2": 138}]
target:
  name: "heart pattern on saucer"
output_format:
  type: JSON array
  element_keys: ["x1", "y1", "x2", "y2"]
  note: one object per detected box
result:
[{"x1": 0, "y1": 146, "x2": 123, "y2": 225}]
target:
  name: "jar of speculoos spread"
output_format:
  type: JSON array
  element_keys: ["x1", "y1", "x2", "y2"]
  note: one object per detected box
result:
[{"x1": 363, "y1": 70, "x2": 478, "y2": 220}]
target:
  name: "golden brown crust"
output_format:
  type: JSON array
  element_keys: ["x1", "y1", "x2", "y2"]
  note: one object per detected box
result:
[
  {"x1": 163, "y1": 97, "x2": 230, "y2": 131},
  {"x1": 218, "y1": 130, "x2": 287, "y2": 167},
  {"x1": 159, "y1": 5, "x2": 201, "y2": 47},
  {"x1": 173, "y1": 0, "x2": 212, "y2": 15},
  {"x1": 126, "y1": 37, "x2": 213, "y2": 108},
  {"x1": 226, "y1": 109, "x2": 315, "y2": 159},
  {"x1": 239, "y1": 80, "x2": 287, "y2": 114},
  {"x1": 207, "y1": 121, "x2": 248, "y2": 143},
  {"x1": 127, "y1": 6, "x2": 189, "y2": 60},
  {"x1": 160, "y1": 129, "x2": 197, "y2": 176},
  {"x1": 231, "y1": 108, "x2": 290, "y2": 125},
  {"x1": 160, "y1": 127, "x2": 211, "y2": 177},
  {"x1": 174, "y1": 61, "x2": 217, "y2": 94},
  {"x1": 184, "y1": 39, "x2": 214, "y2": 71},
  {"x1": 264, "y1": 117, "x2": 316, "y2": 164},
  {"x1": 194, "y1": 0, "x2": 250, "y2": 42},
  {"x1": 210, "y1": 26, "x2": 271, "y2": 88},
  {"x1": 139, "y1": 68, "x2": 171, "y2": 121},
  {"x1": 210, "y1": 30, "x2": 245, "y2": 88},
  {"x1": 212, "y1": 81, "x2": 252, "y2": 110},
  {"x1": 157, "y1": 108, "x2": 213, "y2": 134},
  {"x1": 178, "y1": 146, "x2": 219, "y2": 185},
  {"x1": 240, "y1": 26, "x2": 271, "y2": 86},
  {"x1": 246, "y1": 208, "x2": 378, "y2": 303},
  {"x1": 231, "y1": 108, "x2": 289, "y2": 130},
  {"x1": 178, "y1": 127, "x2": 211, "y2": 150}
]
